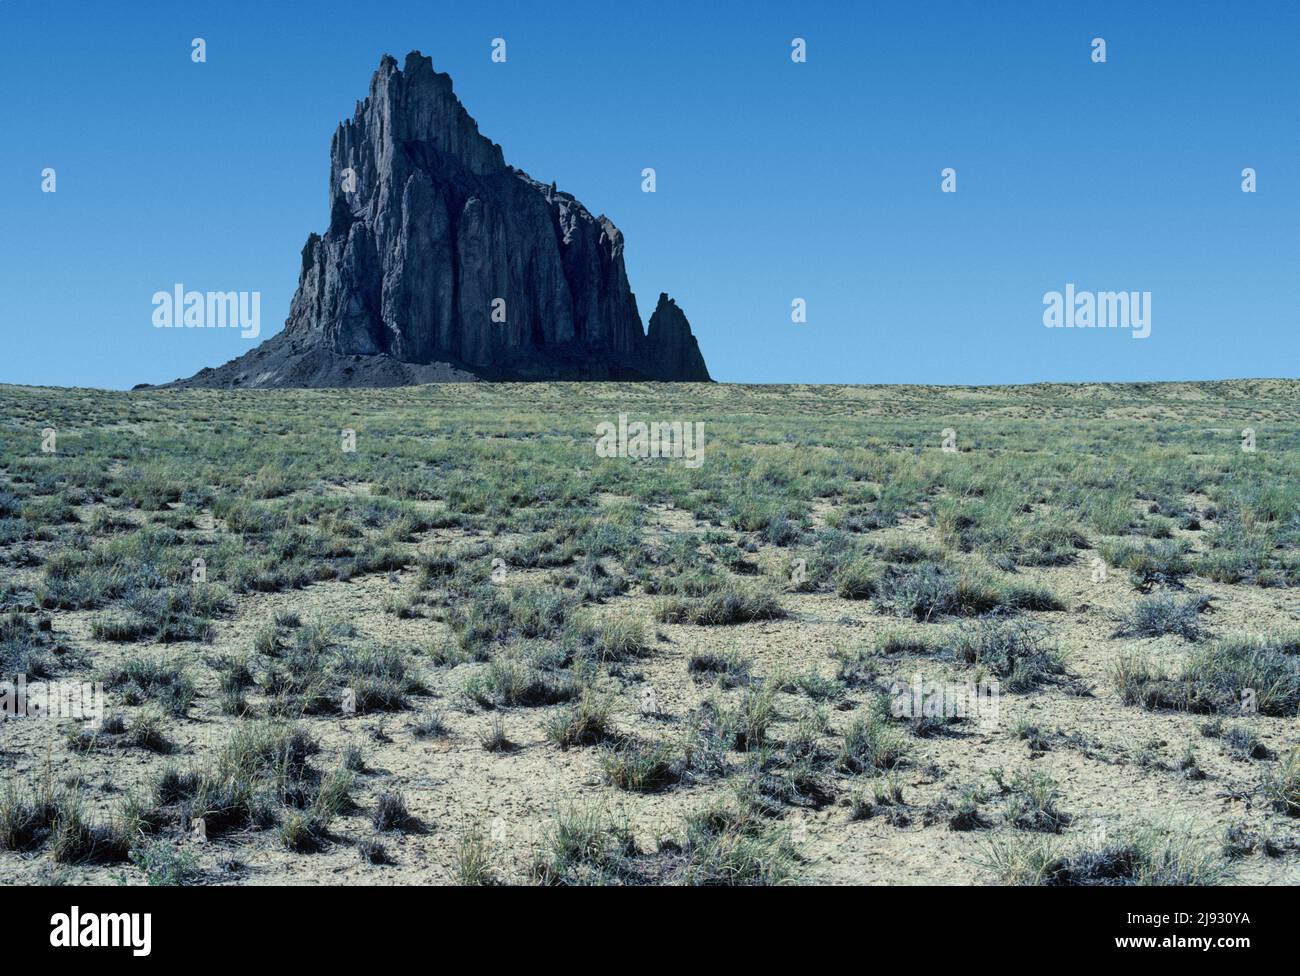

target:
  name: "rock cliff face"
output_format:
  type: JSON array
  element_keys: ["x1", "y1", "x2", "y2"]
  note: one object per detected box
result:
[
  {"x1": 646, "y1": 294, "x2": 710, "y2": 382},
  {"x1": 169, "y1": 51, "x2": 709, "y2": 388}
]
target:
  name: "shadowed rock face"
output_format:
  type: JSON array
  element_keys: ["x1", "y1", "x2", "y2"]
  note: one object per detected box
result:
[
  {"x1": 646, "y1": 294, "x2": 711, "y2": 382},
  {"x1": 168, "y1": 51, "x2": 709, "y2": 388}
]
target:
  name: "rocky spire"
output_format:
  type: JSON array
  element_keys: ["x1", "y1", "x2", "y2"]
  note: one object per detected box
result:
[
  {"x1": 646, "y1": 294, "x2": 711, "y2": 381},
  {"x1": 185, "y1": 50, "x2": 712, "y2": 387}
]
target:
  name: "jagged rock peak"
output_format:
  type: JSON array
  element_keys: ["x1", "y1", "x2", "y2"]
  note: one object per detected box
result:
[
  {"x1": 165, "y1": 52, "x2": 710, "y2": 388},
  {"x1": 647, "y1": 294, "x2": 711, "y2": 382},
  {"x1": 348, "y1": 51, "x2": 506, "y2": 176}
]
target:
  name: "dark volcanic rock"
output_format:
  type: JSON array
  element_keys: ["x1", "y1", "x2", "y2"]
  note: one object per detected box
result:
[
  {"x1": 167, "y1": 51, "x2": 709, "y2": 388},
  {"x1": 646, "y1": 294, "x2": 711, "y2": 382}
]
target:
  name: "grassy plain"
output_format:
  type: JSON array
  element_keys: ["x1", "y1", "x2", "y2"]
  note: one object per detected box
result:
[{"x1": 1, "y1": 380, "x2": 1297, "y2": 885}]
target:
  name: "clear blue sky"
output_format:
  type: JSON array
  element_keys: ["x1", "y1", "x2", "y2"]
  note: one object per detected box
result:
[{"x1": 3, "y1": 0, "x2": 1297, "y2": 388}]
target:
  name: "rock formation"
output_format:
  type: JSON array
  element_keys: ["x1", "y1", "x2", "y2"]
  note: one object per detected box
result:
[
  {"x1": 167, "y1": 51, "x2": 709, "y2": 388},
  {"x1": 646, "y1": 294, "x2": 710, "y2": 382}
]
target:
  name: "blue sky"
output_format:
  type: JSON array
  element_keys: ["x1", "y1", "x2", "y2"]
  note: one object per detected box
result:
[{"x1": 3, "y1": 0, "x2": 1296, "y2": 388}]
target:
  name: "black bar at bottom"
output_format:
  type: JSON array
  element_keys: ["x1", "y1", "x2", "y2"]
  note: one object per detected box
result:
[{"x1": 0, "y1": 885, "x2": 1275, "y2": 963}]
